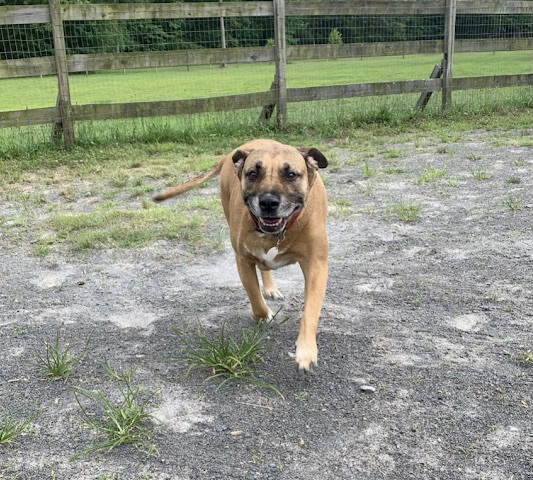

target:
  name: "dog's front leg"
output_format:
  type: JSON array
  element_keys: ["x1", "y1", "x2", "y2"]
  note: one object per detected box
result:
[
  {"x1": 235, "y1": 255, "x2": 273, "y2": 321},
  {"x1": 296, "y1": 259, "x2": 328, "y2": 371},
  {"x1": 260, "y1": 270, "x2": 284, "y2": 300}
]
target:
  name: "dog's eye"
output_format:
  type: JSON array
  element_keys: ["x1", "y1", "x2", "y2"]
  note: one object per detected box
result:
[
  {"x1": 284, "y1": 170, "x2": 300, "y2": 181},
  {"x1": 246, "y1": 170, "x2": 258, "y2": 181}
]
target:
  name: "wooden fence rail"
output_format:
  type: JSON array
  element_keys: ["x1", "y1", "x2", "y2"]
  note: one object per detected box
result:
[{"x1": 0, "y1": 0, "x2": 532, "y2": 147}]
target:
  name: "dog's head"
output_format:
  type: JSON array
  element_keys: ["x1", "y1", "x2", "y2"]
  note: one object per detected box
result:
[{"x1": 232, "y1": 144, "x2": 328, "y2": 234}]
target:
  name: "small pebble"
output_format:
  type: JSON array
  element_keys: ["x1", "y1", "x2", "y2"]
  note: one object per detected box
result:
[{"x1": 360, "y1": 385, "x2": 376, "y2": 393}]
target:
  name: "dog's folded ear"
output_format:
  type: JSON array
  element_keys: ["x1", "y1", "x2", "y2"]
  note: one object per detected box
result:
[
  {"x1": 299, "y1": 147, "x2": 328, "y2": 170},
  {"x1": 232, "y1": 149, "x2": 251, "y2": 177}
]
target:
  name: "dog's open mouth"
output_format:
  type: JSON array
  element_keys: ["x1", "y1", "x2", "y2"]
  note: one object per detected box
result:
[
  {"x1": 258, "y1": 216, "x2": 286, "y2": 234},
  {"x1": 249, "y1": 207, "x2": 302, "y2": 234}
]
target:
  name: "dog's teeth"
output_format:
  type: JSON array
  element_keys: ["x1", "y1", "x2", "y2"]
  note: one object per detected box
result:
[{"x1": 260, "y1": 217, "x2": 282, "y2": 226}]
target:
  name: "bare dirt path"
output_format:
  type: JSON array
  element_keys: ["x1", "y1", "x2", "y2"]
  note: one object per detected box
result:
[{"x1": 1, "y1": 129, "x2": 532, "y2": 479}]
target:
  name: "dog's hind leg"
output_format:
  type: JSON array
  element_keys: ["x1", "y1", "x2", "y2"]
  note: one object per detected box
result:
[
  {"x1": 235, "y1": 256, "x2": 273, "y2": 321},
  {"x1": 260, "y1": 270, "x2": 284, "y2": 300}
]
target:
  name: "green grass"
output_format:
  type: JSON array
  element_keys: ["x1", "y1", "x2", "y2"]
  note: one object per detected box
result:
[
  {"x1": 517, "y1": 350, "x2": 533, "y2": 365},
  {"x1": 0, "y1": 51, "x2": 530, "y2": 255},
  {"x1": 0, "y1": 88, "x2": 531, "y2": 181},
  {"x1": 389, "y1": 201, "x2": 422, "y2": 222},
  {"x1": 328, "y1": 197, "x2": 353, "y2": 218},
  {"x1": 71, "y1": 363, "x2": 158, "y2": 461},
  {"x1": 383, "y1": 147, "x2": 403, "y2": 159},
  {"x1": 0, "y1": 408, "x2": 40, "y2": 446},
  {"x1": 361, "y1": 160, "x2": 377, "y2": 179},
  {"x1": 384, "y1": 167, "x2": 407, "y2": 174},
  {"x1": 1, "y1": 51, "x2": 530, "y2": 111},
  {"x1": 172, "y1": 315, "x2": 287, "y2": 397},
  {"x1": 506, "y1": 176, "x2": 521, "y2": 185},
  {"x1": 33, "y1": 331, "x2": 88, "y2": 382},
  {"x1": 471, "y1": 169, "x2": 490, "y2": 181},
  {"x1": 0, "y1": 50, "x2": 530, "y2": 166},
  {"x1": 47, "y1": 203, "x2": 206, "y2": 250},
  {"x1": 505, "y1": 195, "x2": 524, "y2": 211},
  {"x1": 415, "y1": 165, "x2": 448, "y2": 184}
]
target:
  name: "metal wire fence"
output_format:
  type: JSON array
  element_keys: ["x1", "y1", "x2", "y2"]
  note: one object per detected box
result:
[{"x1": 0, "y1": 0, "x2": 531, "y2": 142}]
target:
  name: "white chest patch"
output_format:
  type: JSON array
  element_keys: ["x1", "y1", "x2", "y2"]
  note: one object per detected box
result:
[
  {"x1": 261, "y1": 247, "x2": 285, "y2": 270},
  {"x1": 245, "y1": 244, "x2": 290, "y2": 270},
  {"x1": 264, "y1": 246, "x2": 279, "y2": 263}
]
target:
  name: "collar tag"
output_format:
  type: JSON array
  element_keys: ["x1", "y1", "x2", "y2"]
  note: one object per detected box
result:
[{"x1": 264, "y1": 246, "x2": 279, "y2": 262}]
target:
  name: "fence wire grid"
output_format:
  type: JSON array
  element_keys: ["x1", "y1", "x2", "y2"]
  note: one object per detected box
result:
[{"x1": 0, "y1": 0, "x2": 531, "y2": 129}]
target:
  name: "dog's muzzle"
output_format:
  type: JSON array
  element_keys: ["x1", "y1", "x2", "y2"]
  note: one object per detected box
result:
[{"x1": 249, "y1": 193, "x2": 302, "y2": 234}]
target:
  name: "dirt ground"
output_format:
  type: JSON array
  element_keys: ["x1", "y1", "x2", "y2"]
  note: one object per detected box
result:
[{"x1": 1, "y1": 128, "x2": 533, "y2": 480}]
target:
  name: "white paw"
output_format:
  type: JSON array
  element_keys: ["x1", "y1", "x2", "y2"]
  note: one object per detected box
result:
[
  {"x1": 253, "y1": 307, "x2": 273, "y2": 322},
  {"x1": 295, "y1": 341, "x2": 318, "y2": 372},
  {"x1": 263, "y1": 287, "x2": 284, "y2": 300}
]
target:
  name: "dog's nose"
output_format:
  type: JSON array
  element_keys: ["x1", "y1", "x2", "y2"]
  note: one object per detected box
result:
[{"x1": 259, "y1": 193, "x2": 280, "y2": 215}]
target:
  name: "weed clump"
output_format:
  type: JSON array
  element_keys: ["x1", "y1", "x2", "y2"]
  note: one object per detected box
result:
[
  {"x1": 173, "y1": 315, "x2": 287, "y2": 397},
  {"x1": 0, "y1": 408, "x2": 40, "y2": 446},
  {"x1": 71, "y1": 363, "x2": 158, "y2": 460}
]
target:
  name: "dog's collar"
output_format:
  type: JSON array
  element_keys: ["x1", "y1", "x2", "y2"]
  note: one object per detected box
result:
[
  {"x1": 284, "y1": 208, "x2": 302, "y2": 230},
  {"x1": 249, "y1": 208, "x2": 302, "y2": 234}
]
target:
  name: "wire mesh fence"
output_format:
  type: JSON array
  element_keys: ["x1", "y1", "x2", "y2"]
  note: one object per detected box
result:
[{"x1": 0, "y1": 0, "x2": 531, "y2": 143}]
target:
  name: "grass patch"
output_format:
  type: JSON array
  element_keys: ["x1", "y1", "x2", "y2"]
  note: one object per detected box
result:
[
  {"x1": 328, "y1": 197, "x2": 353, "y2": 218},
  {"x1": 0, "y1": 98, "x2": 531, "y2": 187},
  {"x1": 33, "y1": 331, "x2": 89, "y2": 382},
  {"x1": 172, "y1": 315, "x2": 287, "y2": 397},
  {"x1": 71, "y1": 363, "x2": 158, "y2": 461},
  {"x1": 389, "y1": 201, "x2": 422, "y2": 222},
  {"x1": 517, "y1": 350, "x2": 533, "y2": 365},
  {"x1": 415, "y1": 165, "x2": 448, "y2": 184},
  {"x1": 471, "y1": 169, "x2": 490, "y2": 181},
  {"x1": 384, "y1": 167, "x2": 407, "y2": 174},
  {"x1": 35, "y1": 236, "x2": 54, "y2": 257},
  {"x1": 0, "y1": 408, "x2": 40, "y2": 446},
  {"x1": 47, "y1": 204, "x2": 206, "y2": 250},
  {"x1": 506, "y1": 176, "x2": 521, "y2": 185},
  {"x1": 505, "y1": 196, "x2": 524, "y2": 211},
  {"x1": 129, "y1": 184, "x2": 154, "y2": 198},
  {"x1": 361, "y1": 160, "x2": 377, "y2": 179},
  {"x1": 1, "y1": 51, "x2": 530, "y2": 112},
  {"x1": 467, "y1": 152, "x2": 483, "y2": 162},
  {"x1": 383, "y1": 147, "x2": 403, "y2": 159}
]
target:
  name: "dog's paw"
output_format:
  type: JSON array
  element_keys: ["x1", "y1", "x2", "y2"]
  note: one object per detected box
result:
[
  {"x1": 253, "y1": 307, "x2": 274, "y2": 322},
  {"x1": 295, "y1": 341, "x2": 318, "y2": 373},
  {"x1": 263, "y1": 287, "x2": 284, "y2": 301}
]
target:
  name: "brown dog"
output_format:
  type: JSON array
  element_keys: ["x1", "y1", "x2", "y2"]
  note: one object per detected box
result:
[{"x1": 154, "y1": 139, "x2": 328, "y2": 371}]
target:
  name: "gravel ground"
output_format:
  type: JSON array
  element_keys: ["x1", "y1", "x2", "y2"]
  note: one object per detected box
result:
[{"x1": 1, "y1": 129, "x2": 532, "y2": 479}]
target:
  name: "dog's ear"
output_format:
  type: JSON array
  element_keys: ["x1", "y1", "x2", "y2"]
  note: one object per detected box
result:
[
  {"x1": 299, "y1": 147, "x2": 328, "y2": 171},
  {"x1": 232, "y1": 149, "x2": 251, "y2": 178}
]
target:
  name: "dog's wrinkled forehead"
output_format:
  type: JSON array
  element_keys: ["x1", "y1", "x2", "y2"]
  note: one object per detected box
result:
[
  {"x1": 233, "y1": 146, "x2": 307, "y2": 180},
  {"x1": 244, "y1": 147, "x2": 305, "y2": 172},
  {"x1": 232, "y1": 143, "x2": 328, "y2": 182}
]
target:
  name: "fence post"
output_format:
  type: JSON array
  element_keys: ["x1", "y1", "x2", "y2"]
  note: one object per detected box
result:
[
  {"x1": 219, "y1": 0, "x2": 227, "y2": 67},
  {"x1": 49, "y1": 0, "x2": 74, "y2": 149},
  {"x1": 273, "y1": 0, "x2": 287, "y2": 129},
  {"x1": 415, "y1": 60, "x2": 444, "y2": 111},
  {"x1": 219, "y1": 0, "x2": 226, "y2": 49},
  {"x1": 442, "y1": 0, "x2": 457, "y2": 111}
]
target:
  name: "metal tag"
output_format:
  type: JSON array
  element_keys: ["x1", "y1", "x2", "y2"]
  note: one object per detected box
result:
[{"x1": 264, "y1": 246, "x2": 279, "y2": 263}]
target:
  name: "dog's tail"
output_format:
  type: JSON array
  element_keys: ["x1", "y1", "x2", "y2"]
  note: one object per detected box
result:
[{"x1": 153, "y1": 158, "x2": 225, "y2": 202}]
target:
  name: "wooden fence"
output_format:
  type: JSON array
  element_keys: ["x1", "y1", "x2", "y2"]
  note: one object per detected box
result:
[{"x1": 0, "y1": 0, "x2": 532, "y2": 148}]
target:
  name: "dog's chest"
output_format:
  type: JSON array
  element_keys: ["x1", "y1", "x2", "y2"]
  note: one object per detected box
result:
[{"x1": 245, "y1": 244, "x2": 293, "y2": 270}]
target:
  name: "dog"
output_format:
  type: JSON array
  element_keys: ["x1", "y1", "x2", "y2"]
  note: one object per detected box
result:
[{"x1": 154, "y1": 139, "x2": 328, "y2": 372}]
